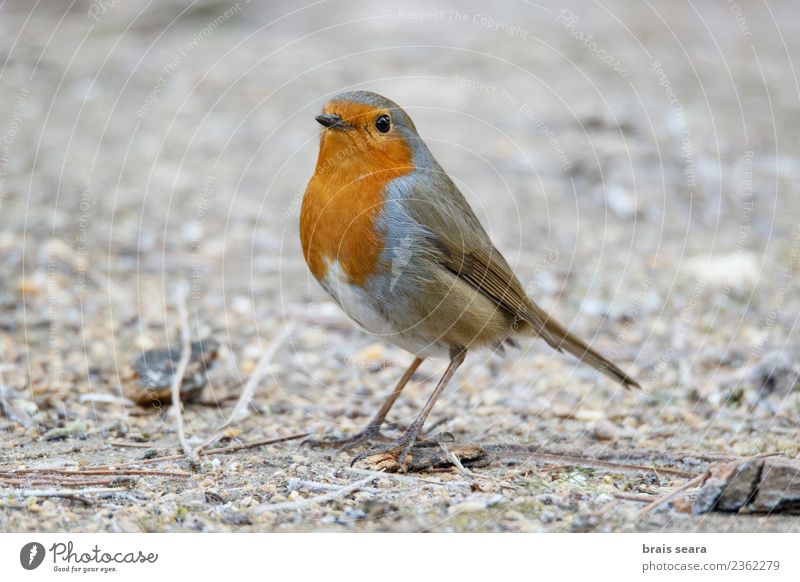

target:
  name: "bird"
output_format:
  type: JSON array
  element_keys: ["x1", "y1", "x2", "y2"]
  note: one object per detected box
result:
[{"x1": 300, "y1": 91, "x2": 639, "y2": 471}]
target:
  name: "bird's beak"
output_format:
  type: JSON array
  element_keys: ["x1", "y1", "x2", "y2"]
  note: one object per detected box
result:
[{"x1": 315, "y1": 113, "x2": 350, "y2": 130}]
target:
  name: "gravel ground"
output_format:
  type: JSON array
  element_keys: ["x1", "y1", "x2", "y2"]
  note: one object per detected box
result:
[{"x1": 1, "y1": 0, "x2": 799, "y2": 532}]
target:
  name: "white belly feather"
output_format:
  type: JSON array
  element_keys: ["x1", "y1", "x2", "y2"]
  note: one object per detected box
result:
[{"x1": 321, "y1": 260, "x2": 447, "y2": 358}]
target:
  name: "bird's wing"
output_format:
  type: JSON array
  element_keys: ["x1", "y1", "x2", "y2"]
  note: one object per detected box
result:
[{"x1": 399, "y1": 171, "x2": 640, "y2": 389}]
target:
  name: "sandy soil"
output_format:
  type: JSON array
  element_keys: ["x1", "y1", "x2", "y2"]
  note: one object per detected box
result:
[{"x1": 1, "y1": 0, "x2": 799, "y2": 532}]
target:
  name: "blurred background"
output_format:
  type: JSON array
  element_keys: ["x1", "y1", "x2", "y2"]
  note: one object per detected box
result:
[{"x1": 1, "y1": 0, "x2": 799, "y2": 531}]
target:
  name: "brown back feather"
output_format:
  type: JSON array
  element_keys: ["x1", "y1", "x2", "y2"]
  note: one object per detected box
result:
[{"x1": 401, "y1": 173, "x2": 640, "y2": 389}]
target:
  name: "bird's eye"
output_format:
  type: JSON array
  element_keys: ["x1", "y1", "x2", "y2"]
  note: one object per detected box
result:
[{"x1": 375, "y1": 115, "x2": 391, "y2": 133}]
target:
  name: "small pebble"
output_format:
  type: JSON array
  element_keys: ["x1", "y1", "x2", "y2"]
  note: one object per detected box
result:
[
  {"x1": 591, "y1": 419, "x2": 622, "y2": 441},
  {"x1": 448, "y1": 501, "x2": 486, "y2": 515}
]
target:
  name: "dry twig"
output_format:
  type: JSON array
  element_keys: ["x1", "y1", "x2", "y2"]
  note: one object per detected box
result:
[
  {"x1": 6, "y1": 487, "x2": 126, "y2": 504},
  {"x1": 287, "y1": 478, "x2": 384, "y2": 494},
  {"x1": 109, "y1": 441, "x2": 154, "y2": 449},
  {"x1": 344, "y1": 466, "x2": 453, "y2": 488},
  {"x1": 196, "y1": 322, "x2": 294, "y2": 453},
  {"x1": 203, "y1": 433, "x2": 308, "y2": 455},
  {"x1": 98, "y1": 433, "x2": 308, "y2": 469},
  {"x1": 254, "y1": 474, "x2": 381, "y2": 513},
  {"x1": 439, "y1": 441, "x2": 494, "y2": 482},
  {"x1": 4, "y1": 469, "x2": 188, "y2": 478},
  {"x1": 170, "y1": 283, "x2": 199, "y2": 467},
  {"x1": 612, "y1": 492, "x2": 658, "y2": 503},
  {"x1": 636, "y1": 472, "x2": 709, "y2": 519},
  {"x1": 487, "y1": 446, "x2": 698, "y2": 479},
  {"x1": 0, "y1": 434, "x2": 306, "y2": 490},
  {"x1": 0, "y1": 477, "x2": 118, "y2": 487}
]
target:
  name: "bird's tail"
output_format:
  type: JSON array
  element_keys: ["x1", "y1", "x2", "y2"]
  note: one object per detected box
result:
[{"x1": 536, "y1": 313, "x2": 641, "y2": 389}]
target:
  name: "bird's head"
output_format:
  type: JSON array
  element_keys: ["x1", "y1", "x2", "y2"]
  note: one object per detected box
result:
[{"x1": 314, "y1": 91, "x2": 419, "y2": 175}]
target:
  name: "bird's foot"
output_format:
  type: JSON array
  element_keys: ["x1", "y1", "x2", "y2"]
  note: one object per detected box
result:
[
  {"x1": 353, "y1": 438, "x2": 487, "y2": 473},
  {"x1": 351, "y1": 431, "x2": 420, "y2": 473},
  {"x1": 304, "y1": 427, "x2": 391, "y2": 451}
]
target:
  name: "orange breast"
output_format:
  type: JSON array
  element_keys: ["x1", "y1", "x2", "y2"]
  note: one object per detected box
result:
[{"x1": 300, "y1": 138, "x2": 413, "y2": 286}]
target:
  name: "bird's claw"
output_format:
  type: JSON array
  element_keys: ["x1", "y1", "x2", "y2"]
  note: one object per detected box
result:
[{"x1": 350, "y1": 435, "x2": 418, "y2": 472}]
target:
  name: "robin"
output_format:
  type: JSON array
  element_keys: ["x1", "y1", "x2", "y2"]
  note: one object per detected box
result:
[{"x1": 300, "y1": 91, "x2": 639, "y2": 470}]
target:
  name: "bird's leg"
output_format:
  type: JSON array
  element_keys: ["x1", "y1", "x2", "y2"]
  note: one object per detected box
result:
[
  {"x1": 306, "y1": 356, "x2": 423, "y2": 450},
  {"x1": 353, "y1": 347, "x2": 466, "y2": 471}
]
